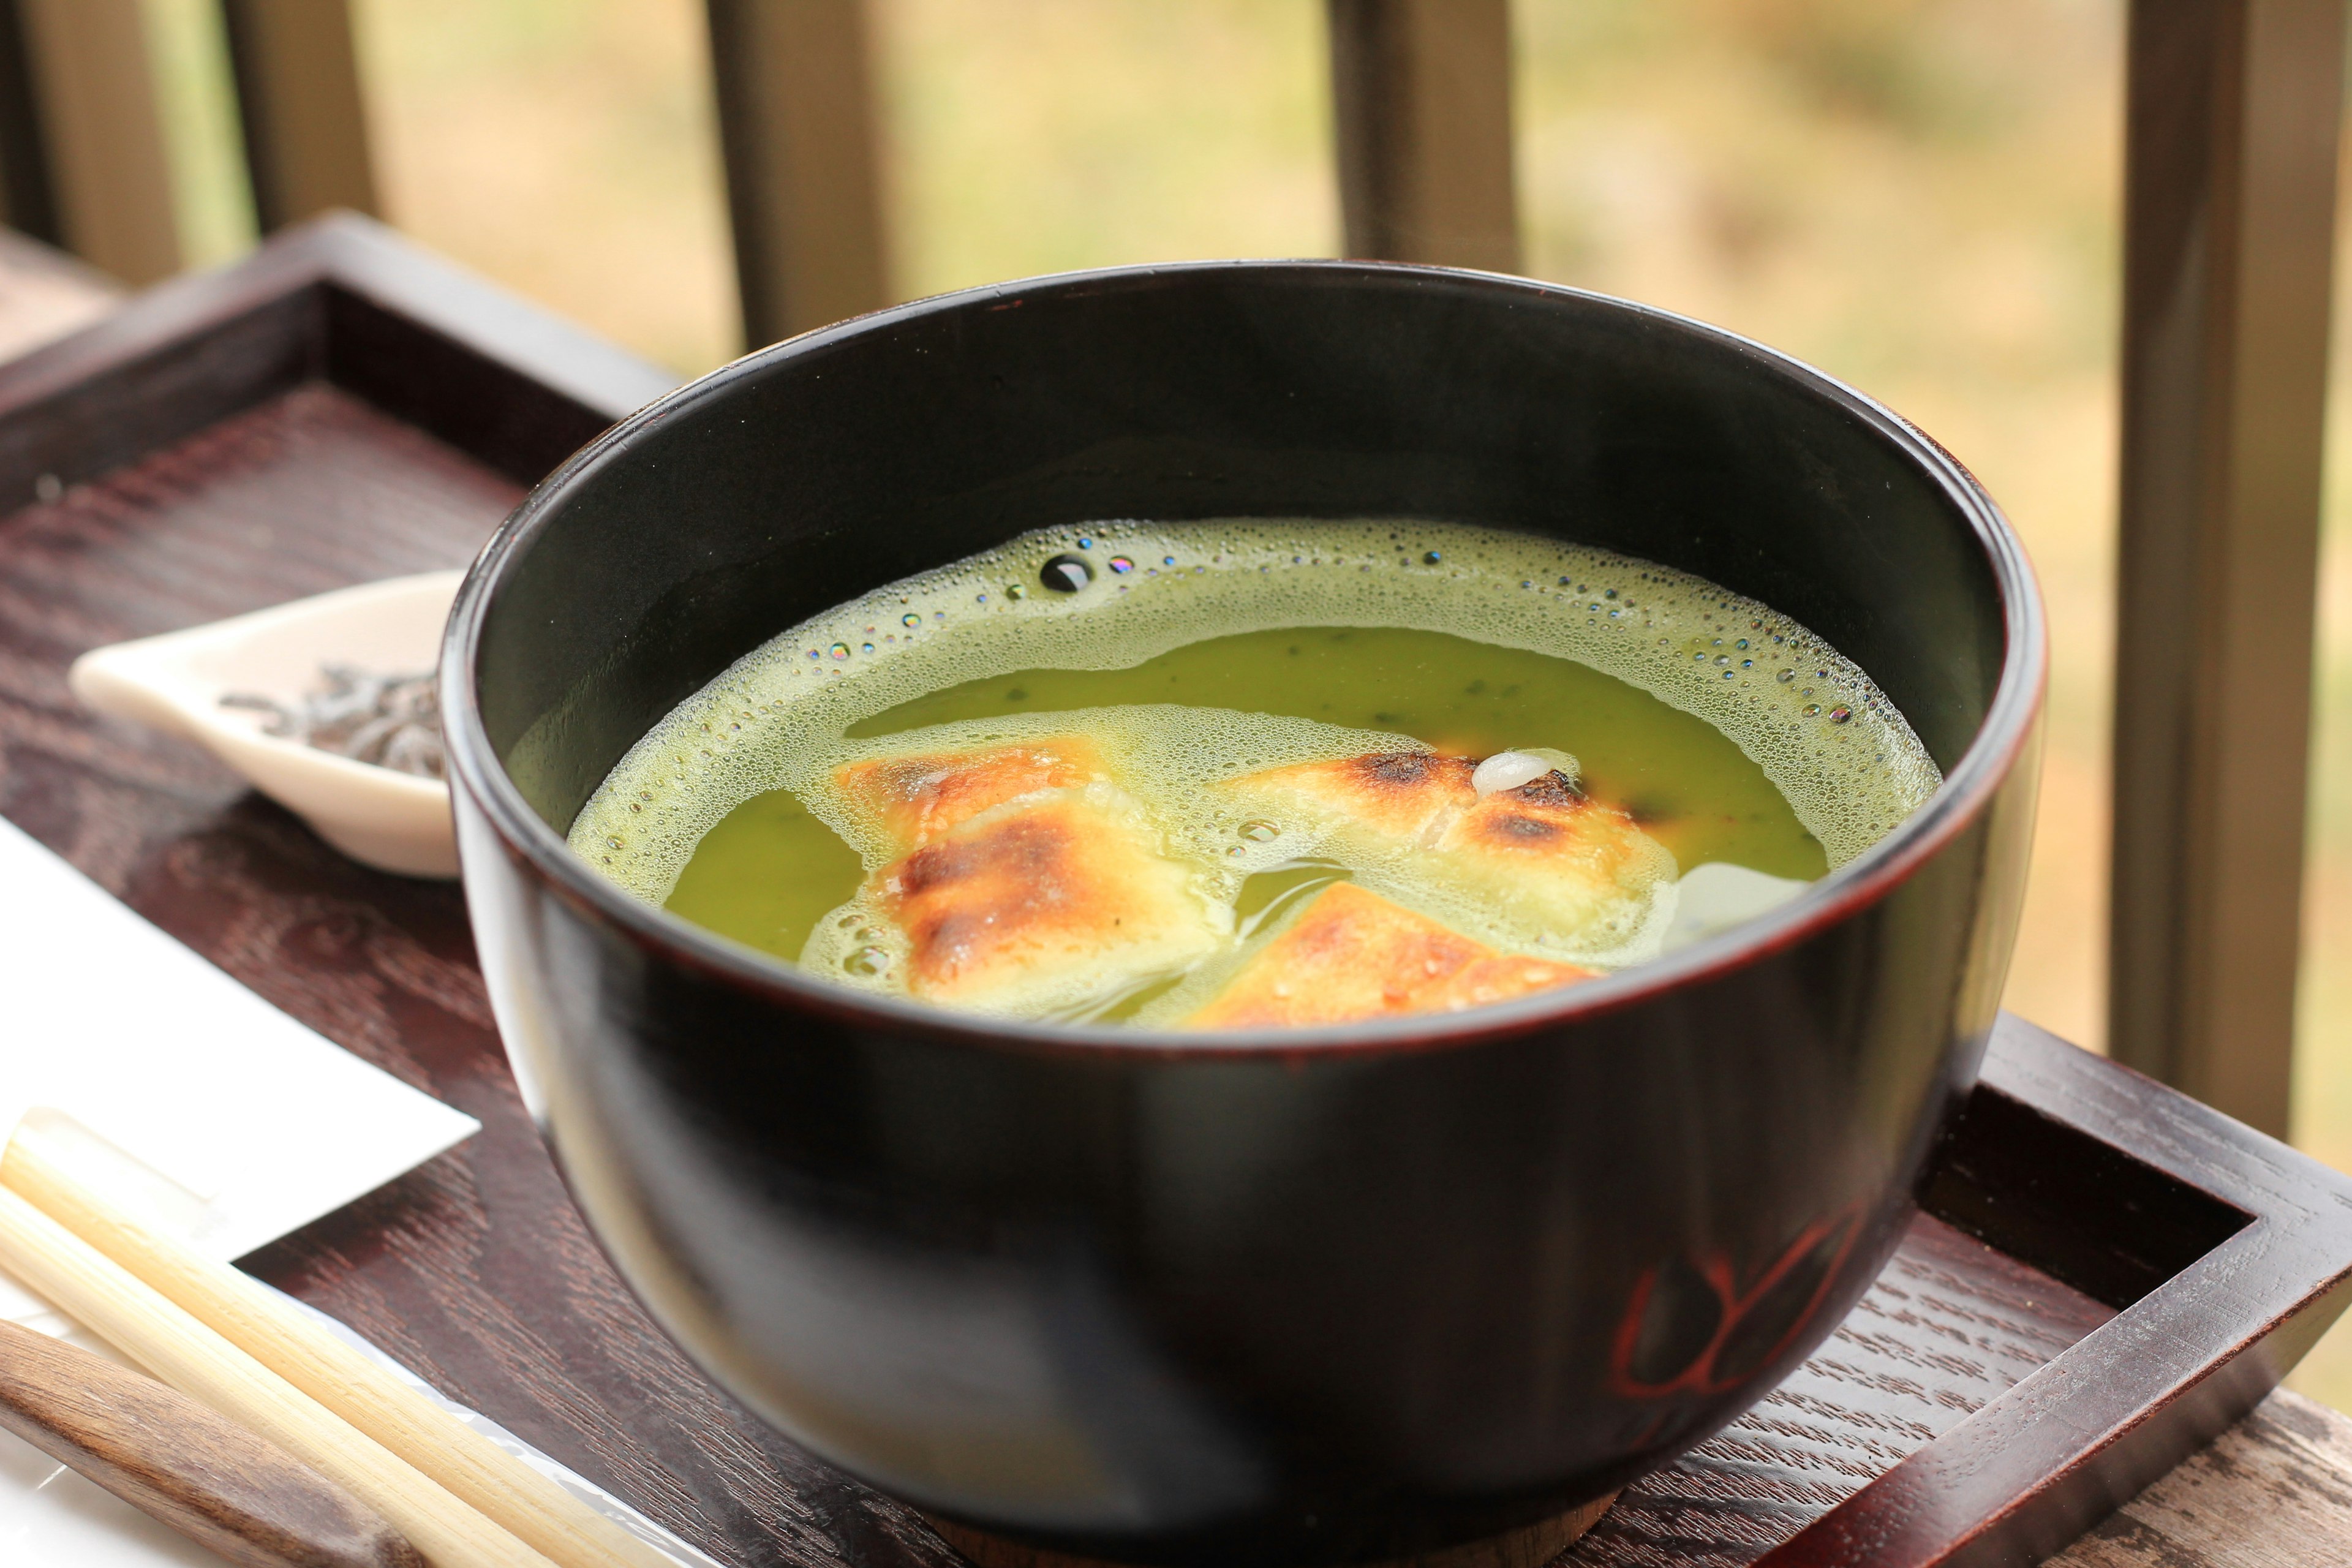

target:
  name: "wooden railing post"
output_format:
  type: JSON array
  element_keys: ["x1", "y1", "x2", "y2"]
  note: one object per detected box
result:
[
  {"x1": 219, "y1": 0, "x2": 379, "y2": 232},
  {"x1": 2110, "y1": 0, "x2": 2345, "y2": 1137},
  {"x1": 0, "y1": 0, "x2": 179, "y2": 284},
  {"x1": 1325, "y1": 0, "x2": 1518, "y2": 272},
  {"x1": 704, "y1": 0, "x2": 891, "y2": 348}
]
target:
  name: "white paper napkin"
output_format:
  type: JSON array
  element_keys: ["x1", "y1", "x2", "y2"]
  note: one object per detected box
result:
[
  {"x1": 0, "y1": 815, "x2": 479, "y2": 1327},
  {"x1": 0, "y1": 813, "x2": 491, "y2": 1562}
]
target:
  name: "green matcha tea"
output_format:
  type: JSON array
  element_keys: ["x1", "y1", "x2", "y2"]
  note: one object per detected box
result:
[{"x1": 571, "y1": 520, "x2": 1940, "y2": 1028}]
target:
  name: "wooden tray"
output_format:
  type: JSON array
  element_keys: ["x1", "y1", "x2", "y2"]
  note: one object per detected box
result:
[{"x1": 1, "y1": 217, "x2": 2346, "y2": 1568}]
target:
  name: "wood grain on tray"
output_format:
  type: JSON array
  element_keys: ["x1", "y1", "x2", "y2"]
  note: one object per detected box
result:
[
  {"x1": 0, "y1": 345, "x2": 2087, "y2": 1568},
  {"x1": 1, "y1": 217, "x2": 2349, "y2": 1568},
  {"x1": 0, "y1": 383, "x2": 951, "y2": 1568},
  {"x1": 2052, "y1": 1389, "x2": 2352, "y2": 1567},
  {"x1": 1572, "y1": 1215, "x2": 2114, "y2": 1566}
]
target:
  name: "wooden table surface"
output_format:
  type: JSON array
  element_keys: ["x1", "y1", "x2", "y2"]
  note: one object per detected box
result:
[{"x1": 3, "y1": 239, "x2": 2346, "y2": 1568}]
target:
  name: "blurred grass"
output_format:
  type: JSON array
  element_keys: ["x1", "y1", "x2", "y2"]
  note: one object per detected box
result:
[
  {"x1": 1514, "y1": 0, "x2": 2122, "y2": 1055},
  {"x1": 140, "y1": 0, "x2": 254, "y2": 267},
  {"x1": 352, "y1": 0, "x2": 739, "y2": 373},
  {"x1": 879, "y1": 0, "x2": 1335, "y2": 297},
  {"x1": 2292, "y1": 247, "x2": 2352, "y2": 1406},
  {"x1": 143, "y1": 0, "x2": 2352, "y2": 1404}
]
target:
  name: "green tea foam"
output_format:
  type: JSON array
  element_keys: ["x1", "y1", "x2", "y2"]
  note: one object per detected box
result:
[{"x1": 575, "y1": 519, "x2": 1938, "y2": 911}]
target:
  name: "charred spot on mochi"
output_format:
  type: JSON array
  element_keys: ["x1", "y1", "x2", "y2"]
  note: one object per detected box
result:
[
  {"x1": 1348, "y1": 752, "x2": 1477, "y2": 795},
  {"x1": 1509, "y1": 769, "x2": 1585, "y2": 806},
  {"x1": 1362, "y1": 752, "x2": 1436, "y2": 785},
  {"x1": 897, "y1": 816, "x2": 1090, "y2": 962},
  {"x1": 1221, "y1": 751, "x2": 1479, "y2": 846},
  {"x1": 873, "y1": 793, "x2": 1224, "y2": 1008},
  {"x1": 892, "y1": 813, "x2": 1104, "y2": 985},
  {"x1": 1483, "y1": 812, "x2": 1566, "y2": 845},
  {"x1": 897, "y1": 813, "x2": 1074, "y2": 897}
]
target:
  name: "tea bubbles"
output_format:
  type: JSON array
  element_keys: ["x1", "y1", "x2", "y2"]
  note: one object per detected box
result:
[{"x1": 1041, "y1": 553, "x2": 1093, "y2": 593}]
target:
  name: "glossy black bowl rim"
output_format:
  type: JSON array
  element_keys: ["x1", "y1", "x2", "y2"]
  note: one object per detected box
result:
[{"x1": 441, "y1": 258, "x2": 2048, "y2": 1063}]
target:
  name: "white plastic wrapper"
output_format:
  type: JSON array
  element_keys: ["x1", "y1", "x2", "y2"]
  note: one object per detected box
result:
[{"x1": 279, "y1": 1291, "x2": 733, "y2": 1568}]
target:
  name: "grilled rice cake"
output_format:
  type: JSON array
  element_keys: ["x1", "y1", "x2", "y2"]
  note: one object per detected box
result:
[
  {"x1": 1431, "y1": 767, "x2": 1674, "y2": 938},
  {"x1": 1188, "y1": 883, "x2": 1593, "y2": 1029},
  {"x1": 832, "y1": 741, "x2": 1657, "y2": 1015},
  {"x1": 835, "y1": 735, "x2": 1111, "y2": 849},
  {"x1": 1225, "y1": 752, "x2": 1673, "y2": 946},
  {"x1": 835, "y1": 742, "x2": 1223, "y2": 1011},
  {"x1": 873, "y1": 790, "x2": 1224, "y2": 1011},
  {"x1": 1229, "y1": 750, "x2": 1474, "y2": 845}
]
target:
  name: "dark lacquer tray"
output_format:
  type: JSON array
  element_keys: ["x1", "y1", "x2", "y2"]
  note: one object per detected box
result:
[{"x1": 0, "y1": 217, "x2": 2346, "y2": 1568}]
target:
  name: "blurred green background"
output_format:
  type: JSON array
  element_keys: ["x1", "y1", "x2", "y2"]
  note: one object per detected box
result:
[{"x1": 133, "y1": 0, "x2": 2352, "y2": 1402}]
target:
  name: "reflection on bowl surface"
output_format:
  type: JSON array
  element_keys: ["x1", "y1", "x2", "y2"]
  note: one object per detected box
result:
[{"x1": 442, "y1": 263, "x2": 2043, "y2": 1567}]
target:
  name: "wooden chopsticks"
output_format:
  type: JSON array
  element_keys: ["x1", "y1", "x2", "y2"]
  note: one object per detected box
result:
[
  {"x1": 0, "y1": 1180, "x2": 552, "y2": 1567},
  {"x1": 0, "y1": 1313, "x2": 428, "y2": 1568},
  {"x1": 2, "y1": 1112, "x2": 679, "y2": 1568},
  {"x1": 0, "y1": 1111, "x2": 686, "y2": 1568}
]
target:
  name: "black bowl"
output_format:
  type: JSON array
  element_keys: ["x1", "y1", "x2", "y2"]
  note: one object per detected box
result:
[{"x1": 440, "y1": 262, "x2": 2043, "y2": 1567}]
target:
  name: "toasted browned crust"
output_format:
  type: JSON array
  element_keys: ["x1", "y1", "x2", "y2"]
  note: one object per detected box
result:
[
  {"x1": 1422, "y1": 954, "x2": 1599, "y2": 1013},
  {"x1": 1224, "y1": 752, "x2": 1476, "y2": 843},
  {"x1": 879, "y1": 794, "x2": 1218, "y2": 1008},
  {"x1": 1227, "y1": 752, "x2": 1665, "y2": 920},
  {"x1": 837, "y1": 736, "x2": 1107, "y2": 848},
  {"x1": 1186, "y1": 883, "x2": 1592, "y2": 1030},
  {"x1": 1438, "y1": 775, "x2": 1658, "y2": 881}
]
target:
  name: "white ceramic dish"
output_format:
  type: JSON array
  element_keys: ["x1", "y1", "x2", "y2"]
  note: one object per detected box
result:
[{"x1": 68, "y1": 571, "x2": 464, "y2": 878}]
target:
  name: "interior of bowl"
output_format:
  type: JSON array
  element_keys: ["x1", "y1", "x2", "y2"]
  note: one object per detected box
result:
[{"x1": 467, "y1": 263, "x2": 2019, "y2": 859}]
